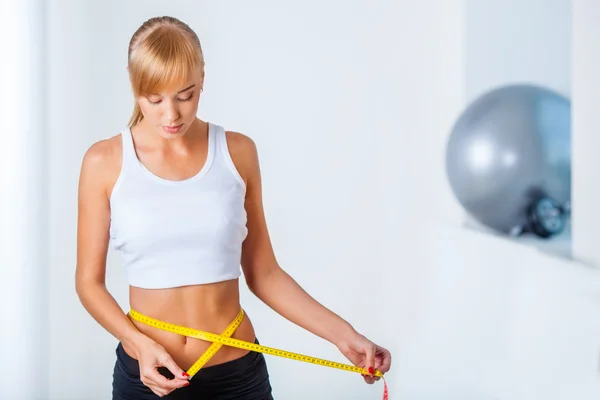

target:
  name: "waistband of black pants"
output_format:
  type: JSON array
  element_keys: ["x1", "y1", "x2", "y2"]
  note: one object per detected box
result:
[{"x1": 116, "y1": 338, "x2": 263, "y2": 381}]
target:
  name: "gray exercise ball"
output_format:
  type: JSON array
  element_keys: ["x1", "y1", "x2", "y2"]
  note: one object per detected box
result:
[{"x1": 445, "y1": 84, "x2": 571, "y2": 235}]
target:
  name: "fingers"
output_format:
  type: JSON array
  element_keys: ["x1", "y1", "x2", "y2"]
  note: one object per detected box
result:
[
  {"x1": 140, "y1": 367, "x2": 189, "y2": 397},
  {"x1": 361, "y1": 344, "x2": 391, "y2": 385},
  {"x1": 148, "y1": 384, "x2": 173, "y2": 398},
  {"x1": 135, "y1": 339, "x2": 191, "y2": 396},
  {"x1": 140, "y1": 370, "x2": 172, "y2": 397},
  {"x1": 376, "y1": 346, "x2": 392, "y2": 373},
  {"x1": 357, "y1": 342, "x2": 377, "y2": 385},
  {"x1": 157, "y1": 370, "x2": 190, "y2": 390},
  {"x1": 368, "y1": 355, "x2": 383, "y2": 382},
  {"x1": 162, "y1": 355, "x2": 191, "y2": 382},
  {"x1": 362, "y1": 374, "x2": 377, "y2": 384},
  {"x1": 365, "y1": 343, "x2": 376, "y2": 377}
]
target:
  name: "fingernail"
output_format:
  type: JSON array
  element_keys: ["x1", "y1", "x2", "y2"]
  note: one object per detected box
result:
[
  {"x1": 182, "y1": 372, "x2": 190, "y2": 377},
  {"x1": 184, "y1": 382, "x2": 189, "y2": 386},
  {"x1": 368, "y1": 367, "x2": 374, "y2": 375}
]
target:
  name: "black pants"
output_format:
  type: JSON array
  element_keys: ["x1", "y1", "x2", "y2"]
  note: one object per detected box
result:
[{"x1": 112, "y1": 339, "x2": 274, "y2": 400}]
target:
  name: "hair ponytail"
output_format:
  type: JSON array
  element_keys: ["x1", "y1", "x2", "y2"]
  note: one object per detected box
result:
[{"x1": 128, "y1": 102, "x2": 143, "y2": 127}]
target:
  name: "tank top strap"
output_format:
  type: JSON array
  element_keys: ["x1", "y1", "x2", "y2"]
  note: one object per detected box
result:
[
  {"x1": 212, "y1": 123, "x2": 246, "y2": 187},
  {"x1": 212, "y1": 123, "x2": 226, "y2": 150},
  {"x1": 120, "y1": 126, "x2": 136, "y2": 167}
]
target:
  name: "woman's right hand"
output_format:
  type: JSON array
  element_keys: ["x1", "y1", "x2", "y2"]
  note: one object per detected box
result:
[{"x1": 133, "y1": 336, "x2": 191, "y2": 397}]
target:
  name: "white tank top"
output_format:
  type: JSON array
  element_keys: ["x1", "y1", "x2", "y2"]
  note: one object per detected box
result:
[{"x1": 109, "y1": 122, "x2": 248, "y2": 289}]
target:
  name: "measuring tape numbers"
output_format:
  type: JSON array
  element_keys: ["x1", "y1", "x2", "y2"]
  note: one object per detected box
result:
[{"x1": 128, "y1": 308, "x2": 388, "y2": 399}]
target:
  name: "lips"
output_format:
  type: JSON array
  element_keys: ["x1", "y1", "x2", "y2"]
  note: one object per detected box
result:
[{"x1": 162, "y1": 124, "x2": 183, "y2": 133}]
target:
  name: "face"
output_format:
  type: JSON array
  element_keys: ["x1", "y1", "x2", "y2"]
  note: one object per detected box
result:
[{"x1": 137, "y1": 67, "x2": 204, "y2": 139}]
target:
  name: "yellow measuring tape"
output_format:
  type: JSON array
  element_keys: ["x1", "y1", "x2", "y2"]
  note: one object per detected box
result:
[{"x1": 129, "y1": 308, "x2": 388, "y2": 399}]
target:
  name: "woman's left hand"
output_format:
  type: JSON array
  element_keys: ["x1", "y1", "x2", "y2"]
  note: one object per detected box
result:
[{"x1": 336, "y1": 331, "x2": 392, "y2": 384}]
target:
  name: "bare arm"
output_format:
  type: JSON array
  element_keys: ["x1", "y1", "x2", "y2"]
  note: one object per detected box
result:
[
  {"x1": 228, "y1": 133, "x2": 355, "y2": 345},
  {"x1": 232, "y1": 133, "x2": 355, "y2": 345},
  {"x1": 75, "y1": 139, "x2": 148, "y2": 352},
  {"x1": 229, "y1": 131, "x2": 391, "y2": 381},
  {"x1": 243, "y1": 178, "x2": 355, "y2": 345},
  {"x1": 75, "y1": 138, "x2": 189, "y2": 396},
  {"x1": 248, "y1": 261, "x2": 357, "y2": 345}
]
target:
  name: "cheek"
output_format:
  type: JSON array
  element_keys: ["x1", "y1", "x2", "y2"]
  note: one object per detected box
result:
[
  {"x1": 138, "y1": 103, "x2": 160, "y2": 121},
  {"x1": 181, "y1": 99, "x2": 200, "y2": 117}
]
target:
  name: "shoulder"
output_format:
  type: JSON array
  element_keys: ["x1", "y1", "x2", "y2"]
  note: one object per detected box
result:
[
  {"x1": 223, "y1": 130, "x2": 258, "y2": 160},
  {"x1": 79, "y1": 133, "x2": 123, "y2": 197},
  {"x1": 223, "y1": 130, "x2": 260, "y2": 184},
  {"x1": 82, "y1": 134, "x2": 121, "y2": 167}
]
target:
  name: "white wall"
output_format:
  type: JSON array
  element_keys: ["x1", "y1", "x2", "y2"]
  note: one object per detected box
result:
[
  {"x1": 466, "y1": 0, "x2": 571, "y2": 101},
  {"x1": 0, "y1": 1, "x2": 48, "y2": 399},
  {"x1": 572, "y1": 0, "x2": 600, "y2": 266},
  {"x1": 46, "y1": 1, "x2": 465, "y2": 399}
]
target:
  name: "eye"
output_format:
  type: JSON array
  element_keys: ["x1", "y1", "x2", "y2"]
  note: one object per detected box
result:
[
  {"x1": 177, "y1": 92, "x2": 194, "y2": 102},
  {"x1": 147, "y1": 97, "x2": 162, "y2": 105},
  {"x1": 145, "y1": 92, "x2": 193, "y2": 106}
]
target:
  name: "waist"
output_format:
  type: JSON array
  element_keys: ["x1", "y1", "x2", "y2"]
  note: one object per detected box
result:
[
  {"x1": 125, "y1": 279, "x2": 256, "y2": 369},
  {"x1": 129, "y1": 278, "x2": 242, "y2": 327}
]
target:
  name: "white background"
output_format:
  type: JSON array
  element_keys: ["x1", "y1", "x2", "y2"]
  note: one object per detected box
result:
[{"x1": 3, "y1": 0, "x2": 600, "y2": 399}]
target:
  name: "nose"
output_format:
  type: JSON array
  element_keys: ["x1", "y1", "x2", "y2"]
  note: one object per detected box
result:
[{"x1": 165, "y1": 101, "x2": 180, "y2": 124}]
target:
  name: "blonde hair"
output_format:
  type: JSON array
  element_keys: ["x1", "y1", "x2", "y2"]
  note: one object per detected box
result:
[{"x1": 127, "y1": 16, "x2": 205, "y2": 127}]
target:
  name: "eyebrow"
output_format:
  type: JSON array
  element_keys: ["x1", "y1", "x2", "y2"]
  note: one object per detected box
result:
[
  {"x1": 177, "y1": 84, "x2": 196, "y2": 94},
  {"x1": 148, "y1": 84, "x2": 196, "y2": 96}
]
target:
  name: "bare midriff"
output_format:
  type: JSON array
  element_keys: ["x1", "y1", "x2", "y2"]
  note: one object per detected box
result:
[{"x1": 123, "y1": 278, "x2": 256, "y2": 370}]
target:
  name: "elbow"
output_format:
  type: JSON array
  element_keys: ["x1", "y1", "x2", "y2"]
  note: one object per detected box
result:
[
  {"x1": 75, "y1": 278, "x2": 105, "y2": 312},
  {"x1": 245, "y1": 263, "x2": 279, "y2": 296},
  {"x1": 74, "y1": 278, "x2": 89, "y2": 301},
  {"x1": 75, "y1": 270, "x2": 104, "y2": 300},
  {"x1": 245, "y1": 274, "x2": 261, "y2": 296}
]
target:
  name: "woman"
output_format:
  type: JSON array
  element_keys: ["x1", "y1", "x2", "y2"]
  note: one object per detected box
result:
[{"x1": 76, "y1": 15, "x2": 391, "y2": 399}]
